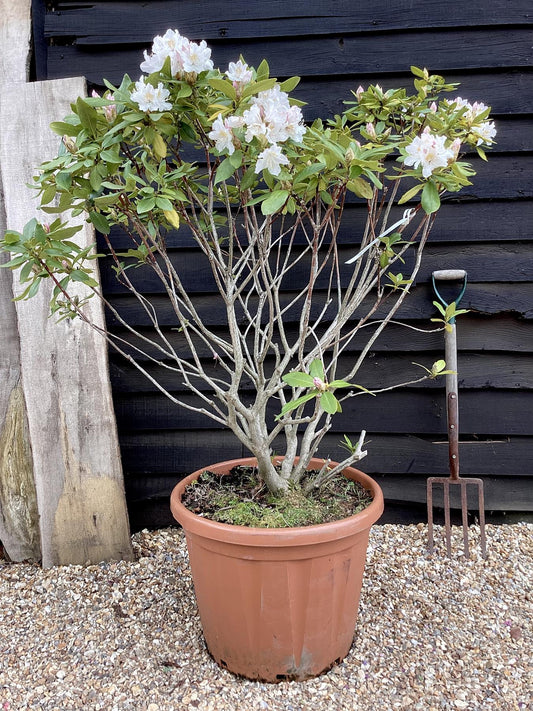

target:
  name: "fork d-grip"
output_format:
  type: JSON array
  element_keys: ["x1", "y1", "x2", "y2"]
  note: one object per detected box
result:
[{"x1": 427, "y1": 270, "x2": 487, "y2": 559}]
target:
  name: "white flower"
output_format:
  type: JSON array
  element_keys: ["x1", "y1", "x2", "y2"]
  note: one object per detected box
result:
[
  {"x1": 140, "y1": 30, "x2": 187, "y2": 74},
  {"x1": 471, "y1": 120, "x2": 497, "y2": 146},
  {"x1": 254, "y1": 144, "x2": 290, "y2": 176},
  {"x1": 140, "y1": 49, "x2": 166, "y2": 74},
  {"x1": 208, "y1": 115, "x2": 236, "y2": 155},
  {"x1": 284, "y1": 105, "x2": 306, "y2": 143},
  {"x1": 130, "y1": 76, "x2": 172, "y2": 113},
  {"x1": 449, "y1": 97, "x2": 489, "y2": 122},
  {"x1": 140, "y1": 30, "x2": 212, "y2": 77},
  {"x1": 181, "y1": 40, "x2": 213, "y2": 74},
  {"x1": 242, "y1": 86, "x2": 305, "y2": 145},
  {"x1": 226, "y1": 60, "x2": 253, "y2": 86},
  {"x1": 404, "y1": 127, "x2": 455, "y2": 179},
  {"x1": 243, "y1": 104, "x2": 269, "y2": 142}
]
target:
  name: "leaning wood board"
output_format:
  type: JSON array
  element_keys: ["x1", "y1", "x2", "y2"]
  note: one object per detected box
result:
[
  {"x1": 0, "y1": 76, "x2": 133, "y2": 566},
  {"x1": 0, "y1": 0, "x2": 41, "y2": 561}
]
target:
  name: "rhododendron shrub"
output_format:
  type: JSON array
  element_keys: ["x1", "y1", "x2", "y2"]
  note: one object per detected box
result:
[{"x1": 0, "y1": 31, "x2": 495, "y2": 495}]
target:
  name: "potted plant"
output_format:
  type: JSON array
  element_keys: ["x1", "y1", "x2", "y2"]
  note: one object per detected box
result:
[{"x1": 0, "y1": 29, "x2": 495, "y2": 681}]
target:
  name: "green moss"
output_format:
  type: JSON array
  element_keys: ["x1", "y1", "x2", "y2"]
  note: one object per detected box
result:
[{"x1": 182, "y1": 466, "x2": 373, "y2": 528}]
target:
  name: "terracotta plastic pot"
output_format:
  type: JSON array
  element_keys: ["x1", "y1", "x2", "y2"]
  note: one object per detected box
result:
[{"x1": 170, "y1": 457, "x2": 384, "y2": 682}]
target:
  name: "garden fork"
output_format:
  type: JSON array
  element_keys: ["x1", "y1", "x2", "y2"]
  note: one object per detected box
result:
[{"x1": 427, "y1": 269, "x2": 487, "y2": 559}]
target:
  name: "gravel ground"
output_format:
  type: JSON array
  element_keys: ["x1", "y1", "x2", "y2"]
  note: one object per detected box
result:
[{"x1": 0, "y1": 523, "x2": 531, "y2": 711}]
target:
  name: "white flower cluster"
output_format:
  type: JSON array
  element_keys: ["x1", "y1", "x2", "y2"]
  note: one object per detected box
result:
[
  {"x1": 449, "y1": 97, "x2": 497, "y2": 146},
  {"x1": 404, "y1": 127, "x2": 455, "y2": 178},
  {"x1": 140, "y1": 28, "x2": 213, "y2": 77},
  {"x1": 131, "y1": 29, "x2": 214, "y2": 113},
  {"x1": 130, "y1": 76, "x2": 172, "y2": 113},
  {"x1": 208, "y1": 83, "x2": 306, "y2": 176}
]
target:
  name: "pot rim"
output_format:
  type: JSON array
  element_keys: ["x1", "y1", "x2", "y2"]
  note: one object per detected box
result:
[{"x1": 170, "y1": 457, "x2": 384, "y2": 547}]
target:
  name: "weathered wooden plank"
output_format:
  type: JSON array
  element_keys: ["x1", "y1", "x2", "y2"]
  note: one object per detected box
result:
[
  {"x1": 374, "y1": 474, "x2": 533, "y2": 511},
  {"x1": 0, "y1": 0, "x2": 41, "y2": 561},
  {"x1": 104, "y1": 280, "x2": 533, "y2": 331},
  {"x1": 98, "y1": 240, "x2": 533, "y2": 299},
  {"x1": 98, "y1": 200, "x2": 533, "y2": 255},
  {"x1": 45, "y1": 1, "x2": 533, "y2": 43},
  {"x1": 108, "y1": 351, "x2": 533, "y2": 395},
  {"x1": 118, "y1": 432, "x2": 533, "y2": 479},
  {"x1": 106, "y1": 315, "x2": 533, "y2": 364},
  {"x1": 1, "y1": 77, "x2": 133, "y2": 566},
  {"x1": 111, "y1": 389, "x2": 533, "y2": 435},
  {"x1": 46, "y1": 29, "x2": 533, "y2": 84}
]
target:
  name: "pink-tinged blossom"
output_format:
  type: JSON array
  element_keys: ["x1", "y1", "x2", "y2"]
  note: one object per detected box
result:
[
  {"x1": 451, "y1": 137, "x2": 462, "y2": 160},
  {"x1": 355, "y1": 85, "x2": 365, "y2": 100},
  {"x1": 404, "y1": 127, "x2": 455, "y2": 179},
  {"x1": 208, "y1": 115, "x2": 237, "y2": 155},
  {"x1": 471, "y1": 120, "x2": 497, "y2": 146},
  {"x1": 226, "y1": 60, "x2": 253, "y2": 87},
  {"x1": 254, "y1": 144, "x2": 290, "y2": 176},
  {"x1": 449, "y1": 97, "x2": 489, "y2": 122},
  {"x1": 130, "y1": 76, "x2": 172, "y2": 113}
]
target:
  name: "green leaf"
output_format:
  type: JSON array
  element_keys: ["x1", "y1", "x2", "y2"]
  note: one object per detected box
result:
[
  {"x1": 207, "y1": 77, "x2": 237, "y2": 101},
  {"x1": 293, "y1": 162, "x2": 325, "y2": 184},
  {"x1": 277, "y1": 392, "x2": 316, "y2": 419},
  {"x1": 421, "y1": 181, "x2": 440, "y2": 214},
  {"x1": 89, "y1": 167, "x2": 103, "y2": 192},
  {"x1": 136, "y1": 196, "x2": 156, "y2": 214},
  {"x1": 55, "y1": 172, "x2": 72, "y2": 191},
  {"x1": 89, "y1": 211, "x2": 111, "y2": 234},
  {"x1": 282, "y1": 372, "x2": 315, "y2": 388},
  {"x1": 255, "y1": 59, "x2": 270, "y2": 81},
  {"x1": 398, "y1": 183, "x2": 423, "y2": 204},
  {"x1": 347, "y1": 178, "x2": 374, "y2": 200},
  {"x1": 70, "y1": 270, "x2": 99, "y2": 287},
  {"x1": 155, "y1": 196, "x2": 174, "y2": 212},
  {"x1": 261, "y1": 189, "x2": 289, "y2": 216},
  {"x1": 279, "y1": 76, "x2": 300, "y2": 93},
  {"x1": 152, "y1": 132, "x2": 167, "y2": 160},
  {"x1": 329, "y1": 380, "x2": 352, "y2": 389},
  {"x1": 214, "y1": 157, "x2": 236, "y2": 185},
  {"x1": 242, "y1": 78, "x2": 277, "y2": 99},
  {"x1": 41, "y1": 184, "x2": 58, "y2": 205},
  {"x1": 321, "y1": 391, "x2": 341, "y2": 414},
  {"x1": 50, "y1": 121, "x2": 80, "y2": 137},
  {"x1": 309, "y1": 359, "x2": 325, "y2": 380},
  {"x1": 76, "y1": 97, "x2": 98, "y2": 138},
  {"x1": 229, "y1": 150, "x2": 243, "y2": 169},
  {"x1": 100, "y1": 148, "x2": 120, "y2": 163}
]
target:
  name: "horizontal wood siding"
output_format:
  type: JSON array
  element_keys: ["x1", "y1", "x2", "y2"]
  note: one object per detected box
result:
[{"x1": 37, "y1": 1, "x2": 533, "y2": 528}]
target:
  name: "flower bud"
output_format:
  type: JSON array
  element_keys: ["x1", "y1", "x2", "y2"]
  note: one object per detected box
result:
[
  {"x1": 345, "y1": 147, "x2": 355, "y2": 163},
  {"x1": 355, "y1": 85, "x2": 365, "y2": 100},
  {"x1": 313, "y1": 376, "x2": 327, "y2": 392},
  {"x1": 366, "y1": 122, "x2": 376, "y2": 138},
  {"x1": 62, "y1": 135, "x2": 77, "y2": 153}
]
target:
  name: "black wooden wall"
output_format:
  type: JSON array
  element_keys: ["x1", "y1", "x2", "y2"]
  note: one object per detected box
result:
[{"x1": 34, "y1": 1, "x2": 533, "y2": 528}]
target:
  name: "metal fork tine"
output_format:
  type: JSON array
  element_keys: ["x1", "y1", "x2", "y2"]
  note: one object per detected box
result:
[
  {"x1": 443, "y1": 480, "x2": 452, "y2": 556},
  {"x1": 461, "y1": 482, "x2": 470, "y2": 558}
]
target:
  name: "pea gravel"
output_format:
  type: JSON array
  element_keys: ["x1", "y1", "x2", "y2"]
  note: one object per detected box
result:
[{"x1": 0, "y1": 523, "x2": 531, "y2": 711}]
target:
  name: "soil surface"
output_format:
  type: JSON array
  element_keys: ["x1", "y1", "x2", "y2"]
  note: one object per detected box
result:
[{"x1": 181, "y1": 464, "x2": 373, "y2": 527}]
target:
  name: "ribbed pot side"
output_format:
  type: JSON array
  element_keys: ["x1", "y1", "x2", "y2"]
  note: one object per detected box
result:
[{"x1": 170, "y1": 457, "x2": 384, "y2": 682}]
